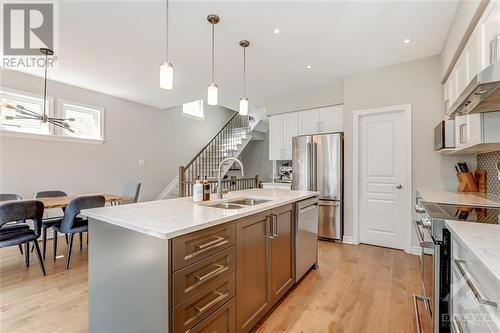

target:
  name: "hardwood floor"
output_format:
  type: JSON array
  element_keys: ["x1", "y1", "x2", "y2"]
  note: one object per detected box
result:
[{"x1": 0, "y1": 238, "x2": 420, "y2": 333}]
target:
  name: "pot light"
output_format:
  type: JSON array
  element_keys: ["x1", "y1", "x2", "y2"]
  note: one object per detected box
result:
[
  {"x1": 273, "y1": 28, "x2": 281, "y2": 34},
  {"x1": 403, "y1": 38, "x2": 412, "y2": 44},
  {"x1": 306, "y1": 65, "x2": 312, "y2": 69}
]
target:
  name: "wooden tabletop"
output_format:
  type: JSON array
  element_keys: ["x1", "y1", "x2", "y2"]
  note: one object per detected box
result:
[{"x1": 1, "y1": 193, "x2": 133, "y2": 209}]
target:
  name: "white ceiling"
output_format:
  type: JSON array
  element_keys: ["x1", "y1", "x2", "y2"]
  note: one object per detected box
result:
[{"x1": 15, "y1": 1, "x2": 458, "y2": 120}]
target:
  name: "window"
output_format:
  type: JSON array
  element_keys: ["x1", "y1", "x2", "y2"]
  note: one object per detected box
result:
[
  {"x1": 59, "y1": 101, "x2": 103, "y2": 140},
  {"x1": 182, "y1": 99, "x2": 204, "y2": 120},
  {"x1": 0, "y1": 89, "x2": 50, "y2": 135}
]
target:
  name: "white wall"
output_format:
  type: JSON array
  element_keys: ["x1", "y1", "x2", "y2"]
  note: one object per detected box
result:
[
  {"x1": 0, "y1": 70, "x2": 234, "y2": 201},
  {"x1": 265, "y1": 81, "x2": 344, "y2": 116},
  {"x1": 440, "y1": 0, "x2": 482, "y2": 78},
  {"x1": 343, "y1": 56, "x2": 476, "y2": 243},
  {"x1": 239, "y1": 133, "x2": 274, "y2": 182}
]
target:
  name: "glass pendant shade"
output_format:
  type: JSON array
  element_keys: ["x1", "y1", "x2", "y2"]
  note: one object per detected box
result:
[
  {"x1": 239, "y1": 97, "x2": 248, "y2": 115},
  {"x1": 207, "y1": 83, "x2": 218, "y2": 105},
  {"x1": 160, "y1": 62, "x2": 174, "y2": 89}
]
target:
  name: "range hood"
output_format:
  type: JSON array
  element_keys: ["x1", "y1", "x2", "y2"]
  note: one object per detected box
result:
[{"x1": 449, "y1": 62, "x2": 500, "y2": 117}]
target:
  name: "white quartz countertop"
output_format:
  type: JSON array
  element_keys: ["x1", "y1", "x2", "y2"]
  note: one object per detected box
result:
[
  {"x1": 418, "y1": 189, "x2": 500, "y2": 207},
  {"x1": 445, "y1": 220, "x2": 500, "y2": 284},
  {"x1": 81, "y1": 189, "x2": 318, "y2": 240}
]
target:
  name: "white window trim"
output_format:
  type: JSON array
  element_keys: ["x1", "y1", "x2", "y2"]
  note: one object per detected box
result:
[
  {"x1": 0, "y1": 129, "x2": 105, "y2": 144},
  {"x1": 181, "y1": 99, "x2": 205, "y2": 121},
  {"x1": 57, "y1": 99, "x2": 105, "y2": 141}
]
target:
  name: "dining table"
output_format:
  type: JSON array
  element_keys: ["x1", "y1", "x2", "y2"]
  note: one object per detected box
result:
[{"x1": 1, "y1": 193, "x2": 133, "y2": 208}]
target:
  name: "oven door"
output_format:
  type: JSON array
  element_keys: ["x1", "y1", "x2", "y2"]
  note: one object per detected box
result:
[{"x1": 413, "y1": 220, "x2": 435, "y2": 333}]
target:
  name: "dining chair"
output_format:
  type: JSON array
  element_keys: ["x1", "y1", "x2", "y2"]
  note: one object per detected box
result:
[
  {"x1": 34, "y1": 190, "x2": 68, "y2": 259},
  {"x1": 0, "y1": 193, "x2": 29, "y2": 255},
  {"x1": 53, "y1": 195, "x2": 105, "y2": 269},
  {"x1": 0, "y1": 200, "x2": 46, "y2": 275},
  {"x1": 114, "y1": 182, "x2": 141, "y2": 205}
]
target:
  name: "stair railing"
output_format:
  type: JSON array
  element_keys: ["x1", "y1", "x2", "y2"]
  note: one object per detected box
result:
[{"x1": 179, "y1": 113, "x2": 250, "y2": 197}]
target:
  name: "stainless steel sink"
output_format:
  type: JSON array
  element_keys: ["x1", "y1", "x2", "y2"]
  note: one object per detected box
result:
[
  {"x1": 205, "y1": 202, "x2": 245, "y2": 210},
  {"x1": 227, "y1": 198, "x2": 271, "y2": 206}
]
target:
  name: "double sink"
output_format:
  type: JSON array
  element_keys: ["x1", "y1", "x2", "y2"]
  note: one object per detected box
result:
[{"x1": 203, "y1": 197, "x2": 271, "y2": 210}]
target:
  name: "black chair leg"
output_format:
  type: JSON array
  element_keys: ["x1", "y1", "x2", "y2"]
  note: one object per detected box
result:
[
  {"x1": 18, "y1": 244, "x2": 23, "y2": 255},
  {"x1": 53, "y1": 228, "x2": 58, "y2": 260},
  {"x1": 66, "y1": 233, "x2": 74, "y2": 270},
  {"x1": 24, "y1": 242, "x2": 29, "y2": 267},
  {"x1": 65, "y1": 234, "x2": 68, "y2": 244},
  {"x1": 42, "y1": 226, "x2": 47, "y2": 260},
  {"x1": 32, "y1": 240, "x2": 46, "y2": 276},
  {"x1": 79, "y1": 232, "x2": 83, "y2": 250}
]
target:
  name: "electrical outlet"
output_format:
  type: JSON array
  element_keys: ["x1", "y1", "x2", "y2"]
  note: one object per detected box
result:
[{"x1": 139, "y1": 159, "x2": 145, "y2": 167}]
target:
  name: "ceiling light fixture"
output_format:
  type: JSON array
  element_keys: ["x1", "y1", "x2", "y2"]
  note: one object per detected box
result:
[
  {"x1": 306, "y1": 65, "x2": 312, "y2": 69},
  {"x1": 273, "y1": 28, "x2": 281, "y2": 34},
  {"x1": 160, "y1": 0, "x2": 173, "y2": 89},
  {"x1": 207, "y1": 14, "x2": 220, "y2": 106},
  {"x1": 1, "y1": 48, "x2": 78, "y2": 133},
  {"x1": 403, "y1": 38, "x2": 412, "y2": 44},
  {"x1": 239, "y1": 40, "x2": 250, "y2": 116}
]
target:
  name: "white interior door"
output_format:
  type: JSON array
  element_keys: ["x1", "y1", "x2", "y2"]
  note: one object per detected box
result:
[{"x1": 356, "y1": 106, "x2": 411, "y2": 250}]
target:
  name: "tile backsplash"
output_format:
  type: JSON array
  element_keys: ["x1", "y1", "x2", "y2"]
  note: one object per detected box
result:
[{"x1": 477, "y1": 150, "x2": 500, "y2": 195}]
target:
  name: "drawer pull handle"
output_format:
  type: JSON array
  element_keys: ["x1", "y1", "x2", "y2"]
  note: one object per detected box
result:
[
  {"x1": 195, "y1": 264, "x2": 228, "y2": 282},
  {"x1": 454, "y1": 259, "x2": 498, "y2": 307},
  {"x1": 186, "y1": 237, "x2": 229, "y2": 260},
  {"x1": 194, "y1": 292, "x2": 228, "y2": 313}
]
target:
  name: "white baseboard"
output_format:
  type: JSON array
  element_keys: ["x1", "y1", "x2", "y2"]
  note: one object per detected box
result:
[
  {"x1": 406, "y1": 246, "x2": 421, "y2": 256},
  {"x1": 342, "y1": 236, "x2": 353, "y2": 244}
]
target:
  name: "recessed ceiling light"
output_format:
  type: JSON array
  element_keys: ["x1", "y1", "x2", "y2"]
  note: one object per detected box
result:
[
  {"x1": 273, "y1": 28, "x2": 281, "y2": 34},
  {"x1": 306, "y1": 65, "x2": 312, "y2": 69},
  {"x1": 403, "y1": 38, "x2": 412, "y2": 44}
]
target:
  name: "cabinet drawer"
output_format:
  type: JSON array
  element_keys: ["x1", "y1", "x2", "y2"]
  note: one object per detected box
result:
[
  {"x1": 173, "y1": 222, "x2": 235, "y2": 271},
  {"x1": 173, "y1": 246, "x2": 235, "y2": 305},
  {"x1": 173, "y1": 273, "x2": 236, "y2": 333},
  {"x1": 188, "y1": 297, "x2": 236, "y2": 333}
]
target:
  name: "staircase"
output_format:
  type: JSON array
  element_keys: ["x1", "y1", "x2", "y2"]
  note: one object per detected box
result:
[{"x1": 156, "y1": 113, "x2": 263, "y2": 199}]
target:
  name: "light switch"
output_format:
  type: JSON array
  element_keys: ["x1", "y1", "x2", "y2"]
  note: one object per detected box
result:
[{"x1": 139, "y1": 159, "x2": 145, "y2": 167}]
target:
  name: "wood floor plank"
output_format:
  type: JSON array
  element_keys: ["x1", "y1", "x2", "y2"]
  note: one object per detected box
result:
[{"x1": 1, "y1": 238, "x2": 419, "y2": 333}]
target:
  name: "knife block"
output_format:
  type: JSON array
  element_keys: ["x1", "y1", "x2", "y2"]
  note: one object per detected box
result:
[
  {"x1": 474, "y1": 169, "x2": 486, "y2": 193},
  {"x1": 457, "y1": 172, "x2": 479, "y2": 192}
]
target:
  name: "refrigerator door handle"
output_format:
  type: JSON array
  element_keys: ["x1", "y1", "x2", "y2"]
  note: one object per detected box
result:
[
  {"x1": 307, "y1": 142, "x2": 313, "y2": 190},
  {"x1": 312, "y1": 141, "x2": 318, "y2": 191},
  {"x1": 318, "y1": 201, "x2": 339, "y2": 207}
]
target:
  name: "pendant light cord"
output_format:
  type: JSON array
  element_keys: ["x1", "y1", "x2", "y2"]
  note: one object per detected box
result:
[
  {"x1": 211, "y1": 22, "x2": 215, "y2": 83},
  {"x1": 243, "y1": 46, "x2": 246, "y2": 97},
  {"x1": 42, "y1": 51, "x2": 48, "y2": 119},
  {"x1": 165, "y1": 0, "x2": 169, "y2": 61}
]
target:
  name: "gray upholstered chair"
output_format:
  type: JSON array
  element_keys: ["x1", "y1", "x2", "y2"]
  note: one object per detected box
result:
[
  {"x1": 34, "y1": 190, "x2": 68, "y2": 259},
  {"x1": 0, "y1": 193, "x2": 29, "y2": 255},
  {"x1": 53, "y1": 195, "x2": 105, "y2": 269},
  {"x1": 0, "y1": 200, "x2": 46, "y2": 275},
  {"x1": 124, "y1": 182, "x2": 141, "y2": 203}
]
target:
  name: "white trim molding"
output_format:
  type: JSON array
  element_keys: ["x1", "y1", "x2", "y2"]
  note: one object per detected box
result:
[
  {"x1": 342, "y1": 235, "x2": 353, "y2": 244},
  {"x1": 352, "y1": 104, "x2": 413, "y2": 254}
]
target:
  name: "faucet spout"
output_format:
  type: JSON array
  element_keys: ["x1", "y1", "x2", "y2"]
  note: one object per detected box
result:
[{"x1": 217, "y1": 157, "x2": 245, "y2": 199}]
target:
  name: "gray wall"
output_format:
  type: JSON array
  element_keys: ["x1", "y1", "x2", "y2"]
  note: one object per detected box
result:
[
  {"x1": 343, "y1": 55, "x2": 476, "y2": 243},
  {"x1": 239, "y1": 133, "x2": 274, "y2": 182},
  {"x1": 0, "y1": 70, "x2": 234, "y2": 201}
]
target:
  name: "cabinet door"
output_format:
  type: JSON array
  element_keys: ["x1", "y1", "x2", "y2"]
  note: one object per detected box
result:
[
  {"x1": 282, "y1": 113, "x2": 298, "y2": 160},
  {"x1": 269, "y1": 115, "x2": 284, "y2": 160},
  {"x1": 189, "y1": 297, "x2": 236, "y2": 333},
  {"x1": 481, "y1": 2, "x2": 500, "y2": 68},
  {"x1": 455, "y1": 52, "x2": 468, "y2": 99},
  {"x1": 466, "y1": 114, "x2": 482, "y2": 147},
  {"x1": 467, "y1": 28, "x2": 481, "y2": 84},
  {"x1": 236, "y1": 211, "x2": 271, "y2": 333},
  {"x1": 319, "y1": 105, "x2": 343, "y2": 133},
  {"x1": 269, "y1": 205, "x2": 294, "y2": 305},
  {"x1": 455, "y1": 115, "x2": 468, "y2": 149},
  {"x1": 444, "y1": 78, "x2": 452, "y2": 115},
  {"x1": 297, "y1": 110, "x2": 320, "y2": 135}
]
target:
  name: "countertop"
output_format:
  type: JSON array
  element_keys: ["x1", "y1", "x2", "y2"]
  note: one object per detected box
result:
[
  {"x1": 418, "y1": 189, "x2": 500, "y2": 207},
  {"x1": 82, "y1": 188, "x2": 318, "y2": 240},
  {"x1": 445, "y1": 220, "x2": 500, "y2": 284}
]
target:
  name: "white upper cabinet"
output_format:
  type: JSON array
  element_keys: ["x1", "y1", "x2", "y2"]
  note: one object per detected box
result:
[
  {"x1": 297, "y1": 109, "x2": 320, "y2": 135},
  {"x1": 481, "y1": 2, "x2": 500, "y2": 68},
  {"x1": 269, "y1": 113, "x2": 298, "y2": 160},
  {"x1": 454, "y1": 111, "x2": 500, "y2": 152}
]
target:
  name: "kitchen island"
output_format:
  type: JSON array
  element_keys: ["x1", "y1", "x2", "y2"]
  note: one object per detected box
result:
[{"x1": 82, "y1": 189, "x2": 318, "y2": 333}]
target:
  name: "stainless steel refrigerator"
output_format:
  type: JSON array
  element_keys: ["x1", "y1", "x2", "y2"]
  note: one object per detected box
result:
[{"x1": 292, "y1": 133, "x2": 343, "y2": 241}]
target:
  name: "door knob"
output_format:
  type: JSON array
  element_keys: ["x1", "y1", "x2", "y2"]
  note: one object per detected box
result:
[{"x1": 396, "y1": 184, "x2": 403, "y2": 189}]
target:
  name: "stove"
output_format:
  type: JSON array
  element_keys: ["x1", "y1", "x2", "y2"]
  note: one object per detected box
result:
[{"x1": 421, "y1": 202, "x2": 500, "y2": 224}]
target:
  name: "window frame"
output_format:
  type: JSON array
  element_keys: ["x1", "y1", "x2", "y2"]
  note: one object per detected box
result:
[
  {"x1": 0, "y1": 87, "x2": 54, "y2": 135},
  {"x1": 181, "y1": 99, "x2": 205, "y2": 121},
  {"x1": 57, "y1": 99, "x2": 105, "y2": 141}
]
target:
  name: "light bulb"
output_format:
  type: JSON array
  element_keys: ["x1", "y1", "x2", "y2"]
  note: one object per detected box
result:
[
  {"x1": 207, "y1": 83, "x2": 218, "y2": 105},
  {"x1": 160, "y1": 61, "x2": 174, "y2": 89},
  {"x1": 239, "y1": 97, "x2": 248, "y2": 115}
]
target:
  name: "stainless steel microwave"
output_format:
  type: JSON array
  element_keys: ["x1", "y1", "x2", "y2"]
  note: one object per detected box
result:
[{"x1": 434, "y1": 120, "x2": 455, "y2": 151}]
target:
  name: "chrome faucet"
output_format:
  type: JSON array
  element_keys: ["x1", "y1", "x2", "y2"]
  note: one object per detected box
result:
[{"x1": 217, "y1": 157, "x2": 245, "y2": 199}]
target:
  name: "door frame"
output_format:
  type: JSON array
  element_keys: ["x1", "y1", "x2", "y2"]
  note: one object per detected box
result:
[{"x1": 352, "y1": 104, "x2": 413, "y2": 253}]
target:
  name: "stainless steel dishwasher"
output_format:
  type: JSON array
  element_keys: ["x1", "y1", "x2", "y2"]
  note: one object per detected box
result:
[{"x1": 295, "y1": 197, "x2": 319, "y2": 281}]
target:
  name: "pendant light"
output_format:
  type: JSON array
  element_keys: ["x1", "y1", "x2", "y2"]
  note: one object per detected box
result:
[
  {"x1": 159, "y1": 0, "x2": 173, "y2": 89},
  {"x1": 207, "y1": 14, "x2": 220, "y2": 105},
  {"x1": 239, "y1": 40, "x2": 250, "y2": 116}
]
